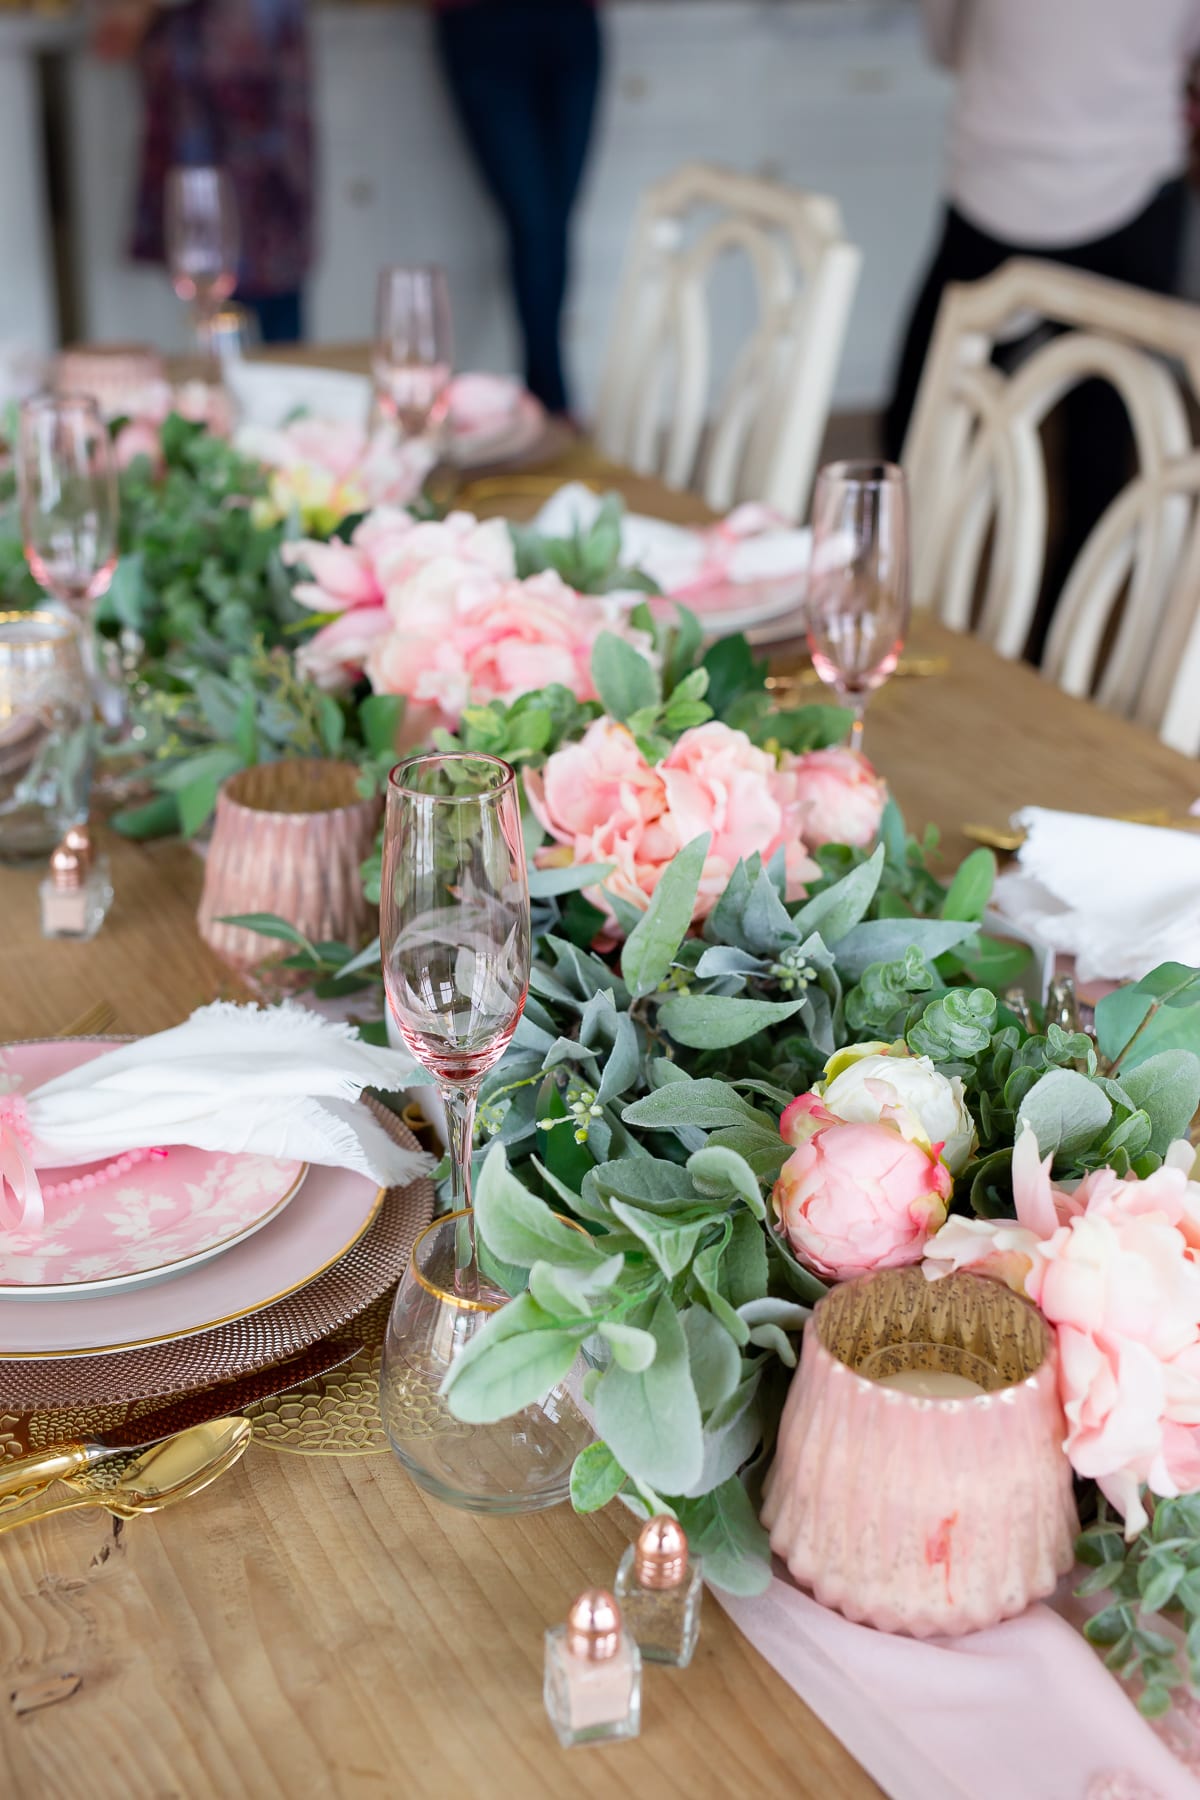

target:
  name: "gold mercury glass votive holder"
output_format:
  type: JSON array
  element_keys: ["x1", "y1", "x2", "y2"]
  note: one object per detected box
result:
[
  {"x1": 379, "y1": 1211, "x2": 593, "y2": 1513},
  {"x1": 760, "y1": 1267, "x2": 1078, "y2": 1637},
  {"x1": 197, "y1": 758, "x2": 381, "y2": 979}
]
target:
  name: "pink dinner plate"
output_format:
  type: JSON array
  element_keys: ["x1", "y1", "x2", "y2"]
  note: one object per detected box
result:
[{"x1": 0, "y1": 1039, "x2": 307, "y2": 1305}]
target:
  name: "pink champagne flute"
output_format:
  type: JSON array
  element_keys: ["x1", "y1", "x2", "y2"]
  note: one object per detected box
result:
[
  {"x1": 381, "y1": 752, "x2": 530, "y2": 1299},
  {"x1": 165, "y1": 166, "x2": 239, "y2": 350},
  {"x1": 372, "y1": 265, "x2": 454, "y2": 438},
  {"x1": 806, "y1": 460, "x2": 911, "y2": 751},
  {"x1": 17, "y1": 394, "x2": 118, "y2": 617}
]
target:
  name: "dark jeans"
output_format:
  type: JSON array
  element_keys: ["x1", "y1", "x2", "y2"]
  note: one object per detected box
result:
[
  {"x1": 435, "y1": 0, "x2": 602, "y2": 414},
  {"x1": 883, "y1": 179, "x2": 1187, "y2": 658},
  {"x1": 239, "y1": 290, "x2": 305, "y2": 345}
]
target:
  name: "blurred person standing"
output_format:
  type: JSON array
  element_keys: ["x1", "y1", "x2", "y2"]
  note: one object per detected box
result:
[
  {"x1": 95, "y1": 0, "x2": 314, "y2": 343},
  {"x1": 885, "y1": 0, "x2": 1200, "y2": 460},
  {"x1": 884, "y1": 0, "x2": 1200, "y2": 656},
  {"x1": 432, "y1": 0, "x2": 603, "y2": 417}
]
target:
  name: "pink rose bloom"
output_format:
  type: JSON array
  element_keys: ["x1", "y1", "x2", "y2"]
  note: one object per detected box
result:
[
  {"x1": 773, "y1": 1116, "x2": 952, "y2": 1283},
  {"x1": 775, "y1": 745, "x2": 887, "y2": 849},
  {"x1": 925, "y1": 1128, "x2": 1200, "y2": 1533},
  {"x1": 661, "y1": 722, "x2": 819, "y2": 910}
]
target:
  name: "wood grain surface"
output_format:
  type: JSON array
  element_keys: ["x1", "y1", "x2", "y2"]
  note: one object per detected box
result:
[{"x1": 0, "y1": 440, "x2": 1196, "y2": 1800}]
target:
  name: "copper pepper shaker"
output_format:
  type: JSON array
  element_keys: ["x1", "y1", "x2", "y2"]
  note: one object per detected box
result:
[{"x1": 615, "y1": 1516, "x2": 704, "y2": 1667}]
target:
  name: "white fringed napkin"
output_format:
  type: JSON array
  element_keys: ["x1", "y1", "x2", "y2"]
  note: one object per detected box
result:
[
  {"x1": 991, "y1": 807, "x2": 1200, "y2": 982},
  {"x1": 1, "y1": 1002, "x2": 433, "y2": 1232}
]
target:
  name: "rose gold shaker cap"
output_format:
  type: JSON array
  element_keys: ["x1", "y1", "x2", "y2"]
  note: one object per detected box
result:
[
  {"x1": 635, "y1": 1516, "x2": 688, "y2": 1589},
  {"x1": 62, "y1": 824, "x2": 94, "y2": 871},
  {"x1": 49, "y1": 842, "x2": 83, "y2": 892},
  {"x1": 565, "y1": 1589, "x2": 622, "y2": 1661}
]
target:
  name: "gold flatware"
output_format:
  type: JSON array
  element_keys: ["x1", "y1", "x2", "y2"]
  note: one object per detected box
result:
[
  {"x1": 54, "y1": 999, "x2": 117, "y2": 1038},
  {"x1": 0, "y1": 1417, "x2": 252, "y2": 1536},
  {"x1": 0, "y1": 1337, "x2": 361, "y2": 1507},
  {"x1": 765, "y1": 655, "x2": 951, "y2": 695},
  {"x1": 963, "y1": 809, "x2": 1200, "y2": 854}
]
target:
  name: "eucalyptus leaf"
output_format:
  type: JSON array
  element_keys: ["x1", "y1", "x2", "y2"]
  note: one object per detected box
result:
[
  {"x1": 681, "y1": 1305, "x2": 743, "y2": 1416},
  {"x1": 607, "y1": 1198, "x2": 714, "y2": 1279},
  {"x1": 659, "y1": 993, "x2": 805, "y2": 1050},
  {"x1": 674, "y1": 1478, "x2": 771, "y2": 1595},
  {"x1": 623, "y1": 1079, "x2": 770, "y2": 1133},
  {"x1": 1017, "y1": 1069, "x2": 1113, "y2": 1160},
  {"x1": 835, "y1": 918, "x2": 975, "y2": 982},
  {"x1": 621, "y1": 833, "x2": 710, "y2": 998},
  {"x1": 1118, "y1": 1050, "x2": 1200, "y2": 1154},
  {"x1": 570, "y1": 1442, "x2": 626, "y2": 1513},
  {"x1": 792, "y1": 845, "x2": 884, "y2": 944},
  {"x1": 527, "y1": 861, "x2": 615, "y2": 899},
  {"x1": 591, "y1": 629, "x2": 661, "y2": 721},
  {"x1": 597, "y1": 1319, "x2": 658, "y2": 1372},
  {"x1": 475, "y1": 1144, "x2": 607, "y2": 1269},
  {"x1": 1096, "y1": 964, "x2": 1200, "y2": 1072},
  {"x1": 686, "y1": 1145, "x2": 766, "y2": 1218},
  {"x1": 594, "y1": 1294, "x2": 704, "y2": 1493}
]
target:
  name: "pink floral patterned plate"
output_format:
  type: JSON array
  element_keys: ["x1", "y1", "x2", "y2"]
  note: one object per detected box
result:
[{"x1": 0, "y1": 1040, "x2": 307, "y2": 1301}]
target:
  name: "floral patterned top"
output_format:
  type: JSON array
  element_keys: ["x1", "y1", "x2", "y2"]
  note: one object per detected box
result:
[{"x1": 130, "y1": 0, "x2": 313, "y2": 298}]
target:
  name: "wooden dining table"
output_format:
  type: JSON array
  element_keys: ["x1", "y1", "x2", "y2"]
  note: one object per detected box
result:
[{"x1": 0, "y1": 434, "x2": 1197, "y2": 1800}]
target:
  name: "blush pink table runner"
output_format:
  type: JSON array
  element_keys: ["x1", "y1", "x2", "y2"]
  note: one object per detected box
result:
[{"x1": 715, "y1": 1570, "x2": 1200, "y2": 1800}]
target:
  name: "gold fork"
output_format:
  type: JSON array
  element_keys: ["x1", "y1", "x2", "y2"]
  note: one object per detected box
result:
[{"x1": 55, "y1": 1000, "x2": 117, "y2": 1039}]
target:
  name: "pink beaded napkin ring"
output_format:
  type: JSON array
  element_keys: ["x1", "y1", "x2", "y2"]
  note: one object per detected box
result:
[{"x1": 38, "y1": 1144, "x2": 169, "y2": 1202}]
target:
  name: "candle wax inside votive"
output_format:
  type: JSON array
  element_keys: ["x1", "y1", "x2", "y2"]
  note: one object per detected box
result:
[{"x1": 874, "y1": 1369, "x2": 986, "y2": 1398}]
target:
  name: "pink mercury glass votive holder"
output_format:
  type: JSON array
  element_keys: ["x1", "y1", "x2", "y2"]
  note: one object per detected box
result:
[
  {"x1": 761, "y1": 1267, "x2": 1078, "y2": 1637},
  {"x1": 197, "y1": 759, "x2": 381, "y2": 980}
]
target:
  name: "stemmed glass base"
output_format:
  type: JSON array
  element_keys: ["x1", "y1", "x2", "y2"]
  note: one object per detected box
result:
[{"x1": 379, "y1": 1212, "x2": 592, "y2": 1513}]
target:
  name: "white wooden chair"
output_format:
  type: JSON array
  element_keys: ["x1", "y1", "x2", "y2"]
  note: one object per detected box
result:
[
  {"x1": 593, "y1": 163, "x2": 861, "y2": 522},
  {"x1": 903, "y1": 258, "x2": 1200, "y2": 755}
]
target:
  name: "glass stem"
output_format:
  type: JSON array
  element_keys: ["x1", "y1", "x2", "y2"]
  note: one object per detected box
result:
[
  {"x1": 845, "y1": 692, "x2": 866, "y2": 754},
  {"x1": 443, "y1": 1081, "x2": 480, "y2": 1301}
]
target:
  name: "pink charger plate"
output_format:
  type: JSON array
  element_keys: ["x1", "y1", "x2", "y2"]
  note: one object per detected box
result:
[{"x1": 0, "y1": 1040, "x2": 305, "y2": 1300}]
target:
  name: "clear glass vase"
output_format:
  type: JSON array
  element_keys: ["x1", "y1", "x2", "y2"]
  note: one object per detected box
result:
[{"x1": 379, "y1": 1212, "x2": 592, "y2": 1513}]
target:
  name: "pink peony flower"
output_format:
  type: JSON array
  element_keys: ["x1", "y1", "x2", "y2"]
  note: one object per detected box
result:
[
  {"x1": 772, "y1": 1116, "x2": 952, "y2": 1283},
  {"x1": 925, "y1": 1128, "x2": 1200, "y2": 1533},
  {"x1": 526, "y1": 718, "x2": 822, "y2": 932},
  {"x1": 284, "y1": 506, "x2": 516, "y2": 694},
  {"x1": 113, "y1": 419, "x2": 165, "y2": 472},
  {"x1": 661, "y1": 722, "x2": 819, "y2": 909},
  {"x1": 526, "y1": 719, "x2": 678, "y2": 922},
  {"x1": 774, "y1": 745, "x2": 887, "y2": 849},
  {"x1": 367, "y1": 570, "x2": 648, "y2": 731}
]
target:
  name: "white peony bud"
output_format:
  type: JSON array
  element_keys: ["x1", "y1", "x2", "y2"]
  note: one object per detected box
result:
[{"x1": 816, "y1": 1042, "x2": 978, "y2": 1176}]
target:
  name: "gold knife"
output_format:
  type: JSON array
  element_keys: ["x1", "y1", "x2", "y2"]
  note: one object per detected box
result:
[{"x1": 0, "y1": 1337, "x2": 361, "y2": 1504}]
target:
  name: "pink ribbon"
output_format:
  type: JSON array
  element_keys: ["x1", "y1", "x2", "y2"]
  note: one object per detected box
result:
[{"x1": 0, "y1": 1096, "x2": 43, "y2": 1233}]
